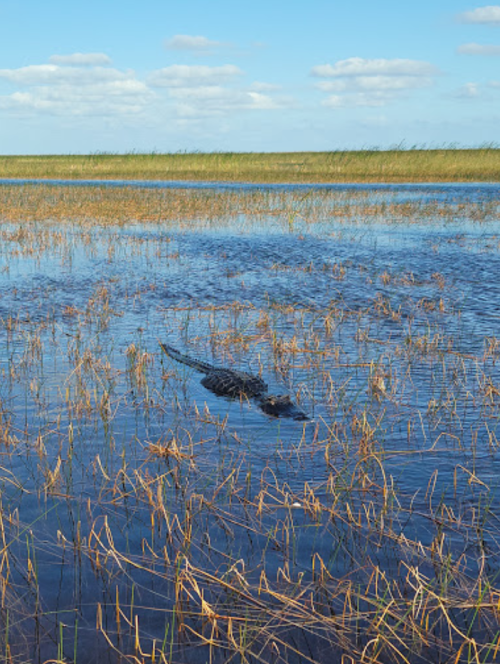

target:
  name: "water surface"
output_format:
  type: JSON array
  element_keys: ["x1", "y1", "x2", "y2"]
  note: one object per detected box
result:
[{"x1": 0, "y1": 182, "x2": 499, "y2": 663}]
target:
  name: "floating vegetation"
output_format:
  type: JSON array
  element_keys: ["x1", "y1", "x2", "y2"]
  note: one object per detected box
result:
[{"x1": 0, "y1": 182, "x2": 500, "y2": 663}]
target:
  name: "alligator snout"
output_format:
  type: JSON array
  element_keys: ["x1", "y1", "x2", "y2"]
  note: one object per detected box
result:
[{"x1": 258, "y1": 394, "x2": 309, "y2": 421}]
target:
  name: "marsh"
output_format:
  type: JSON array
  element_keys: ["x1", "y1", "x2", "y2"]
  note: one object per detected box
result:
[{"x1": 0, "y1": 180, "x2": 499, "y2": 663}]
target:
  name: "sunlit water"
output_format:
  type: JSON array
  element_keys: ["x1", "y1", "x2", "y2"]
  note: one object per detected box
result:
[{"x1": 0, "y1": 181, "x2": 500, "y2": 663}]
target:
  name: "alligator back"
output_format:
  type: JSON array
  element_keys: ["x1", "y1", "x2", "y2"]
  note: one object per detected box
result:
[
  {"x1": 201, "y1": 369, "x2": 267, "y2": 398},
  {"x1": 159, "y1": 343, "x2": 215, "y2": 374},
  {"x1": 160, "y1": 342, "x2": 268, "y2": 398}
]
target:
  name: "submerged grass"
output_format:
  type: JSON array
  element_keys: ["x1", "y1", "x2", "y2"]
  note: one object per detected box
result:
[
  {"x1": 0, "y1": 182, "x2": 499, "y2": 226},
  {"x1": 0, "y1": 148, "x2": 500, "y2": 183},
  {"x1": 0, "y1": 183, "x2": 500, "y2": 662}
]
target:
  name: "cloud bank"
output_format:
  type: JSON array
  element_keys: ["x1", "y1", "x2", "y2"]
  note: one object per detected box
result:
[
  {"x1": 0, "y1": 56, "x2": 152, "y2": 117},
  {"x1": 0, "y1": 51, "x2": 285, "y2": 121},
  {"x1": 311, "y1": 57, "x2": 438, "y2": 108}
]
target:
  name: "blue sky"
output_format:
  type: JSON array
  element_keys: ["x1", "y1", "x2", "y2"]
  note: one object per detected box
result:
[{"x1": 0, "y1": 0, "x2": 500, "y2": 153}]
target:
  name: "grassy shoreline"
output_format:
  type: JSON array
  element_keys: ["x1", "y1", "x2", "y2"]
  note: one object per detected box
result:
[{"x1": 0, "y1": 148, "x2": 500, "y2": 183}]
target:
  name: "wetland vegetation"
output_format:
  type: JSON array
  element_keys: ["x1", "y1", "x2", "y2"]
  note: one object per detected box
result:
[
  {"x1": 1, "y1": 147, "x2": 500, "y2": 183},
  {"x1": 0, "y1": 180, "x2": 500, "y2": 663}
]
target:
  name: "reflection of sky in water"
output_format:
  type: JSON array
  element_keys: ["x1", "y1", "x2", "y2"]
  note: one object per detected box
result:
[{"x1": 1, "y1": 183, "x2": 500, "y2": 662}]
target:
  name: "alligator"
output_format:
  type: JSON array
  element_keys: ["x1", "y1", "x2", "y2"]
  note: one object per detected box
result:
[{"x1": 160, "y1": 342, "x2": 309, "y2": 421}]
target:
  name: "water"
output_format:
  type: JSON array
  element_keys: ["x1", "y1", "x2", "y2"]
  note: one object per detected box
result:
[{"x1": 0, "y1": 182, "x2": 500, "y2": 663}]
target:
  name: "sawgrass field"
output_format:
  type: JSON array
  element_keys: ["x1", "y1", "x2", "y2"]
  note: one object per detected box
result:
[{"x1": 0, "y1": 147, "x2": 499, "y2": 183}]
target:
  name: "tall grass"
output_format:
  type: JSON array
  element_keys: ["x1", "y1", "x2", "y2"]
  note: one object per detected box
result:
[{"x1": 0, "y1": 148, "x2": 499, "y2": 182}]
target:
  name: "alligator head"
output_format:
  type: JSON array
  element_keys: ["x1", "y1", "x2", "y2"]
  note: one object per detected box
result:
[{"x1": 258, "y1": 394, "x2": 309, "y2": 421}]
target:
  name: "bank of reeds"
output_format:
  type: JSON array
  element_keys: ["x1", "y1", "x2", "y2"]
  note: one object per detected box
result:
[{"x1": 0, "y1": 148, "x2": 500, "y2": 183}]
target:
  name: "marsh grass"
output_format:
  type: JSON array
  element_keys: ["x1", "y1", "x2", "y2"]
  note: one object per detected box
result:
[
  {"x1": 0, "y1": 182, "x2": 499, "y2": 227},
  {"x1": 0, "y1": 148, "x2": 500, "y2": 183},
  {"x1": 0, "y1": 184, "x2": 500, "y2": 662}
]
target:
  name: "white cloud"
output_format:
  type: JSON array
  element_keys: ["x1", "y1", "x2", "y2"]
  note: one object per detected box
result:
[
  {"x1": 0, "y1": 87, "x2": 151, "y2": 116},
  {"x1": 449, "y1": 80, "x2": 500, "y2": 100},
  {"x1": 169, "y1": 86, "x2": 232, "y2": 100},
  {"x1": 311, "y1": 58, "x2": 439, "y2": 78},
  {"x1": 316, "y1": 76, "x2": 431, "y2": 92},
  {"x1": 0, "y1": 64, "x2": 134, "y2": 86},
  {"x1": 167, "y1": 85, "x2": 281, "y2": 116},
  {"x1": 454, "y1": 82, "x2": 481, "y2": 98},
  {"x1": 0, "y1": 60, "x2": 153, "y2": 117},
  {"x1": 148, "y1": 65, "x2": 289, "y2": 117},
  {"x1": 457, "y1": 42, "x2": 500, "y2": 55},
  {"x1": 148, "y1": 64, "x2": 243, "y2": 88},
  {"x1": 457, "y1": 5, "x2": 500, "y2": 24},
  {"x1": 49, "y1": 53, "x2": 112, "y2": 66},
  {"x1": 164, "y1": 35, "x2": 228, "y2": 52},
  {"x1": 312, "y1": 57, "x2": 438, "y2": 108},
  {"x1": 247, "y1": 92, "x2": 280, "y2": 109}
]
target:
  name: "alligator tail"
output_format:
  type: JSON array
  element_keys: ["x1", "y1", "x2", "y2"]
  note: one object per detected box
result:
[{"x1": 159, "y1": 342, "x2": 215, "y2": 374}]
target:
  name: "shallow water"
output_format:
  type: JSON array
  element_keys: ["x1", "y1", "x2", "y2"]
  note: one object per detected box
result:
[{"x1": 1, "y1": 182, "x2": 500, "y2": 663}]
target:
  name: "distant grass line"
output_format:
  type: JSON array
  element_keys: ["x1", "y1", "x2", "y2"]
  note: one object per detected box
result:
[{"x1": 0, "y1": 149, "x2": 500, "y2": 183}]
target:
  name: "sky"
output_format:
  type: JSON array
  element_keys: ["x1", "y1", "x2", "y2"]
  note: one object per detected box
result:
[{"x1": 0, "y1": 0, "x2": 500, "y2": 153}]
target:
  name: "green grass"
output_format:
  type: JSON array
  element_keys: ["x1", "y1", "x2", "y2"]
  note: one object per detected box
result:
[{"x1": 0, "y1": 148, "x2": 500, "y2": 182}]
